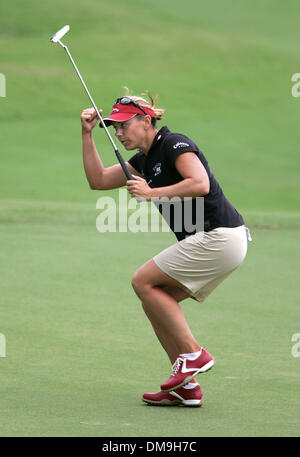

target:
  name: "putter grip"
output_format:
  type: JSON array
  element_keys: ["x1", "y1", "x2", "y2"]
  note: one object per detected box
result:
[
  {"x1": 116, "y1": 148, "x2": 143, "y2": 203},
  {"x1": 115, "y1": 149, "x2": 134, "y2": 180}
]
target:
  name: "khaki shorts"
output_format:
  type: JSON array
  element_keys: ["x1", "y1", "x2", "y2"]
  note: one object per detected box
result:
[{"x1": 153, "y1": 225, "x2": 250, "y2": 303}]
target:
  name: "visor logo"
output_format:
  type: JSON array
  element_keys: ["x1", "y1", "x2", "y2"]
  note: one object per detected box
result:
[{"x1": 112, "y1": 108, "x2": 119, "y2": 113}]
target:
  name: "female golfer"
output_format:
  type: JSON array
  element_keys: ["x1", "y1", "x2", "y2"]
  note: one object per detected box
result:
[{"x1": 81, "y1": 92, "x2": 250, "y2": 407}]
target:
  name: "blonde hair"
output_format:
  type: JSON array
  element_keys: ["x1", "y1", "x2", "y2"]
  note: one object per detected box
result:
[{"x1": 123, "y1": 87, "x2": 165, "y2": 122}]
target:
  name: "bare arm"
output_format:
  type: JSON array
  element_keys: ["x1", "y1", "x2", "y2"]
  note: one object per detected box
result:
[
  {"x1": 151, "y1": 153, "x2": 210, "y2": 198},
  {"x1": 81, "y1": 108, "x2": 141, "y2": 190},
  {"x1": 127, "y1": 152, "x2": 210, "y2": 200}
]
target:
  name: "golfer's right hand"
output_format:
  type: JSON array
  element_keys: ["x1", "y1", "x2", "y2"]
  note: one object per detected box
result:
[{"x1": 81, "y1": 108, "x2": 101, "y2": 133}]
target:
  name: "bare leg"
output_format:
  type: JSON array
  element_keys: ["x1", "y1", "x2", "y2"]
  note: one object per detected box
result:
[
  {"x1": 132, "y1": 259, "x2": 200, "y2": 383},
  {"x1": 141, "y1": 285, "x2": 188, "y2": 364}
]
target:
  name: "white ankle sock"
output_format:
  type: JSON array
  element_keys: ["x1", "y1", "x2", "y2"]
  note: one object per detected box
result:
[
  {"x1": 183, "y1": 382, "x2": 199, "y2": 389},
  {"x1": 179, "y1": 349, "x2": 202, "y2": 360}
]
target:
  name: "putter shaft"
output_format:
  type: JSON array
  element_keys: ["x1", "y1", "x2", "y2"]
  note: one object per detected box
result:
[{"x1": 51, "y1": 27, "x2": 133, "y2": 181}]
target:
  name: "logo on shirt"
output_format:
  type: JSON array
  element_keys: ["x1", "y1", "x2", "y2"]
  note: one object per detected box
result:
[
  {"x1": 173, "y1": 141, "x2": 190, "y2": 149},
  {"x1": 153, "y1": 163, "x2": 162, "y2": 176}
]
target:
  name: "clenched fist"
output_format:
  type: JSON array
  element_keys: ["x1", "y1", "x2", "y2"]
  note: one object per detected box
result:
[{"x1": 81, "y1": 108, "x2": 102, "y2": 133}]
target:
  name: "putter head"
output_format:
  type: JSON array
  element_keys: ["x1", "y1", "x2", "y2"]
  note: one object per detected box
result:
[{"x1": 50, "y1": 25, "x2": 70, "y2": 43}]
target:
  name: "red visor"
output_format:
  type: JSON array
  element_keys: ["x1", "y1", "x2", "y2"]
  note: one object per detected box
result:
[{"x1": 101, "y1": 103, "x2": 155, "y2": 127}]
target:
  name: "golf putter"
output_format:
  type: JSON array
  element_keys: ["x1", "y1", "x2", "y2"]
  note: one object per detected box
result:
[{"x1": 50, "y1": 25, "x2": 134, "y2": 181}]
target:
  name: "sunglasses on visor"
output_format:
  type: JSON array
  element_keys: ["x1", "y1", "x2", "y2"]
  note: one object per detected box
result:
[{"x1": 115, "y1": 97, "x2": 149, "y2": 116}]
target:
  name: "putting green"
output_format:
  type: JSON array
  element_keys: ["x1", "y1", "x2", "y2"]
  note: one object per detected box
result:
[{"x1": 0, "y1": 0, "x2": 300, "y2": 437}]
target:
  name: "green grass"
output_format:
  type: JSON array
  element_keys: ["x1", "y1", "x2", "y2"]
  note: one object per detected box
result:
[
  {"x1": 0, "y1": 202, "x2": 300, "y2": 436},
  {"x1": 1, "y1": 0, "x2": 300, "y2": 437}
]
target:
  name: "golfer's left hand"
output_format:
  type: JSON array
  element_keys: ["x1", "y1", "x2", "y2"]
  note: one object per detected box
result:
[{"x1": 126, "y1": 175, "x2": 152, "y2": 201}]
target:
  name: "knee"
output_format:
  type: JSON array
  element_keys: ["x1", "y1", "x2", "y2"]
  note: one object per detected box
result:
[
  {"x1": 131, "y1": 270, "x2": 150, "y2": 298},
  {"x1": 131, "y1": 270, "x2": 142, "y2": 296}
]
